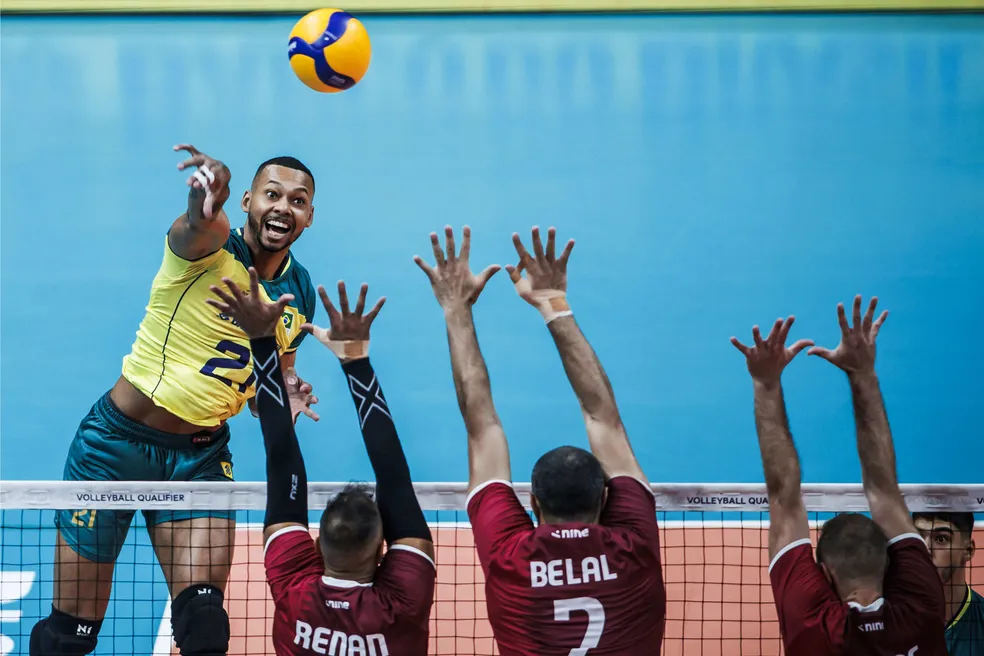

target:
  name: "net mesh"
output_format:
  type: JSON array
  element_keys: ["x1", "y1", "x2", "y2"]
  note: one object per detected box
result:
[{"x1": 1, "y1": 481, "x2": 981, "y2": 655}]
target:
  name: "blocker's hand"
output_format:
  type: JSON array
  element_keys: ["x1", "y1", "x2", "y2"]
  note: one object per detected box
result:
[
  {"x1": 414, "y1": 226, "x2": 500, "y2": 311},
  {"x1": 808, "y1": 295, "x2": 888, "y2": 375},
  {"x1": 730, "y1": 317, "x2": 814, "y2": 386}
]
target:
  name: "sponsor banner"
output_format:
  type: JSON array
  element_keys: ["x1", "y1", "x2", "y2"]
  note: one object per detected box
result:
[{"x1": 2, "y1": 481, "x2": 982, "y2": 513}]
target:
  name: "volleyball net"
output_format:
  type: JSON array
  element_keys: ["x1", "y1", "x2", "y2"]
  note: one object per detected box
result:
[{"x1": 1, "y1": 481, "x2": 981, "y2": 656}]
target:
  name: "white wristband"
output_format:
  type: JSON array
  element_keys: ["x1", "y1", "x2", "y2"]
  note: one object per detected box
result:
[
  {"x1": 532, "y1": 290, "x2": 573, "y2": 323},
  {"x1": 307, "y1": 325, "x2": 370, "y2": 360}
]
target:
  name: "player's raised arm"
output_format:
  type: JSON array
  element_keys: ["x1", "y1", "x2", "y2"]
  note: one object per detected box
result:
[
  {"x1": 414, "y1": 226, "x2": 507, "y2": 493},
  {"x1": 506, "y1": 227, "x2": 645, "y2": 482},
  {"x1": 809, "y1": 295, "x2": 913, "y2": 540},
  {"x1": 206, "y1": 268, "x2": 310, "y2": 542},
  {"x1": 301, "y1": 282, "x2": 435, "y2": 560},
  {"x1": 731, "y1": 317, "x2": 814, "y2": 560},
  {"x1": 169, "y1": 144, "x2": 232, "y2": 260}
]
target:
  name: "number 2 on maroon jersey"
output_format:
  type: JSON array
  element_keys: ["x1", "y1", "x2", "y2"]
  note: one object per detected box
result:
[{"x1": 554, "y1": 597, "x2": 606, "y2": 656}]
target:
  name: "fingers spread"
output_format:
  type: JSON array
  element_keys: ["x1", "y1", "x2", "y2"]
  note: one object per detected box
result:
[
  {"x1": 354, "y1": 283, "x2": 369, "y2": 317},
  {"x1": 730, "y1": 336, "x2": 750, "y2": 356},
  {"x1": 558, "y1": 238, "x2": 575, "y2": 268},
  {"x1": 365, "y1": 296, "x2": 386, "y2": 323},
  {"x1": 413, "y1": 256, "x2": 436, "y2": 282},
  {"x1": 337, "y1": 280, "x2": 350, "y2": 315},
  {"x1": 788, "y1": 339, "x2": 815, "y2": 357},
  {"x1": 545, "y1": 227, "x2": 557, "y2": 261},
  {"x1": 531, "y1": 226, "x2": 546, "y2": 262},
  {"x1": 871, "y1": 310, "x2": 889, "y2": 339},
  {"x1": 460, "y1": 225, "x2": 472, "y2": 262},
  {"x1": 512, "y1": 232, "x2": 532, "y2": 266},
  {"x1": 836, "y1": 302, "x2": 850, "y2": 333},
  {"x1": 444, "y1": 226, "x2": 457, "y2": 262},
  {"x1": 430, "y1": 232, "x2": 445, "y2": 267}
]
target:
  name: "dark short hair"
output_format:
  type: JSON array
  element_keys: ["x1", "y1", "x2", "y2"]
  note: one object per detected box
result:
[
  {"x1": 254, "y1": 156, "x2": 315, "y2": 191},
  {"x1": 912, "y1": 512, "x2": 976, "y2": 539},
  {"x1": 319, "y1": 484, "x2": 381, "y2": 559},
  {"x1": 531, "y1": 446, "x2": 606, "y2": 522},
  {"x1": 816, "y1": 513, "x2": 888, "y2": 586}
]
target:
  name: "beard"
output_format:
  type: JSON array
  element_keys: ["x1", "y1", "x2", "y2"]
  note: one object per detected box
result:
[{"x1": 247, "y1": 209, "x2": 296, "y2": 253}]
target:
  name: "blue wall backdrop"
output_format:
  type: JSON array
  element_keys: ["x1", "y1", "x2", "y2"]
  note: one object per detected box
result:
[{"x1": 2, "y1": 13, "x2": 983, "y2": 489}]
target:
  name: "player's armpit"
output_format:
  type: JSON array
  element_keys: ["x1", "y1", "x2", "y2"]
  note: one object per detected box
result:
[{"x1": 168, "y1": 208, "x2": 230, "y2": 261}]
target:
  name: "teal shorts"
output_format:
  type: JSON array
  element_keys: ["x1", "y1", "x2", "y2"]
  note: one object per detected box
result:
[{"x1": 56, "y1": 392, "x2": 235, "y2": 563}]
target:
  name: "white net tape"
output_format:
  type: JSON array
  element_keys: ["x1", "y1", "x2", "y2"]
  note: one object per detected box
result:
[{"x1": 2, "y1": 480, "x2": 982, "y2": 512}]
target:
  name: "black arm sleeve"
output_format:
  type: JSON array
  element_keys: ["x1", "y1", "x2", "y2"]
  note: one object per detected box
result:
[
  {"x1": 342, "y1": 357, "x2": 431, "y2": 544},
  {"x1": 251, "y1": 336, "x2": 309, "y2": 528}
]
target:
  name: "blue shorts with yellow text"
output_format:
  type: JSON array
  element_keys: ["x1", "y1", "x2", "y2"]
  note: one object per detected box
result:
[{"x1": 56, "y1": 392, "x2": 235, "y2": 563}]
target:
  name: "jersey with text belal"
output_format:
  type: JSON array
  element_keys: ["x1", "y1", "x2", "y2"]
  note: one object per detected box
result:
[
  {"x1": 770, "y1": 533, "x2": 947, "y2": 656},
  {"x1": 467, "y1": 476, "x2": 666, "y2": 656},
  {"x1": 122, "y1": 228, "x2": 316, "y2": 427},
  {"x1": 264, "y1": 527, "x2": 436, "y2": 656}
]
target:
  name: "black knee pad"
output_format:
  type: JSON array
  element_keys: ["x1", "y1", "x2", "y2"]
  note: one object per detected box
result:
[
  {"x1": 29, "y1": 606, "x2": 102, "y2": 656},
  {"x1": 171, "y1": 584, "x2": 230, "y2": 656}
]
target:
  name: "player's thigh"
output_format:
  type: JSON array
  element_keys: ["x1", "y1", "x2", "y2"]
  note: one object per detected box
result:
[
  {"x1": 52, "y1": 531, "x2": 117, "y2": 620},
  {"x1": 53, "y1": 396, "x2": 151, "y2": 617},
  {"x1": 147, "y1": 431, "x2": 236, "y2": 593},
  {"x1": 148, "y1": 516, "x2": 236, "y2": 594}
]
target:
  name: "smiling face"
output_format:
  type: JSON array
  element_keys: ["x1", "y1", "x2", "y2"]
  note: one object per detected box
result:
[{"x1": 242, "y1": 164, "x2": 314, "y2": 253}]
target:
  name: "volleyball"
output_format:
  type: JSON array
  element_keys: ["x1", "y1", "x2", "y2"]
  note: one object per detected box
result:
[{"x1": 287, "y1": 8, "x2": 372, "y2": 93}]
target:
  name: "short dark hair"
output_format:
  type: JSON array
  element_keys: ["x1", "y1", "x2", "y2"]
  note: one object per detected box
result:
[
  {"x1": 531, "y1": 446, "x2": 606, "y2": 522},
  {"x1": 318, "y1": 484, "x2": 381, "y2": 559},
  {"x1": 816, "y1": 513, "x2": 888, "y2": 587},
  {"x1": 912, "y1": 511, "x2": 976, "y2": 539},
  {"x1": 254, "y1": 156, "x2": 315, "y2": 191}
]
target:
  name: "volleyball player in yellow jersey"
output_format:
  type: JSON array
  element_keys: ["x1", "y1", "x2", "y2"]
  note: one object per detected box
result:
[{"x1": 30, "y1": 145, "x2": 320, "y2": 656}]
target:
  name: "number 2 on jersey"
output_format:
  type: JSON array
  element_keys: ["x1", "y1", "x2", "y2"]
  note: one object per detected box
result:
[
  {"x1": 554, "y1": 597, "x2": 605, "y2": 656},
  {"x1": 199, "y1": 340, "x2": 256, "y2": 392}
]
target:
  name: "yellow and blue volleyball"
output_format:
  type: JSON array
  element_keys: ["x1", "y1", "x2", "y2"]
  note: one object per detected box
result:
[{"x1": 287, "y1": 8, "x2": 372, "y2": 93}]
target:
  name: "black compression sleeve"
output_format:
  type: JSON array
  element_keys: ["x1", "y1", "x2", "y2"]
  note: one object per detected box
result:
[
  {"x1": 251, "y1": 336, "x2": 309, "y2": 528},
  {"x1": 342, "y1": 357, "x2": 431, "y2": 544}
]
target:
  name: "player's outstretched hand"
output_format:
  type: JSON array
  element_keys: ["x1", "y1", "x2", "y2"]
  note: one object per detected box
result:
[
  {"x1": 206, "y1": 267, "x2": 295, "y2": 340},
  {"x1": 300, "y1": 281, "x2": 385, "y2": 361},
  {"x1": 808, "y1": 295, "x2": 887, "y2": 375},
  {"x1": 414, "y1": 226, "x2": 500, "y2": 310},
  {"x1": 730, "y1": 316, "x2": 814, "y2": 386},
  {"x1": 284, "y1": 367, "x2": 320, "y2": 423},
  {"x1": 174, "y1": 143, "x2": 231, "y2": 220}
]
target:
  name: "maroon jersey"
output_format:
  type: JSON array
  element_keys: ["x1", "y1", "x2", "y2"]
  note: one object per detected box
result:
[
  {"x1": 264, "y1": 526, "x2": 435, "y2": 656},
  {"x1": 770, "y1": 533, "x2": 947, "y2": 656},
  {"x1": 467, "y1": 476, "x2": 666, "y2": 656}
]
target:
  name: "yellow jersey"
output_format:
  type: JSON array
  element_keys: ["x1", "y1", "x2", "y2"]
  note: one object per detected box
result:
[{"x1": 122, "y1": 228, "x2": 316, "y2": 427}]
